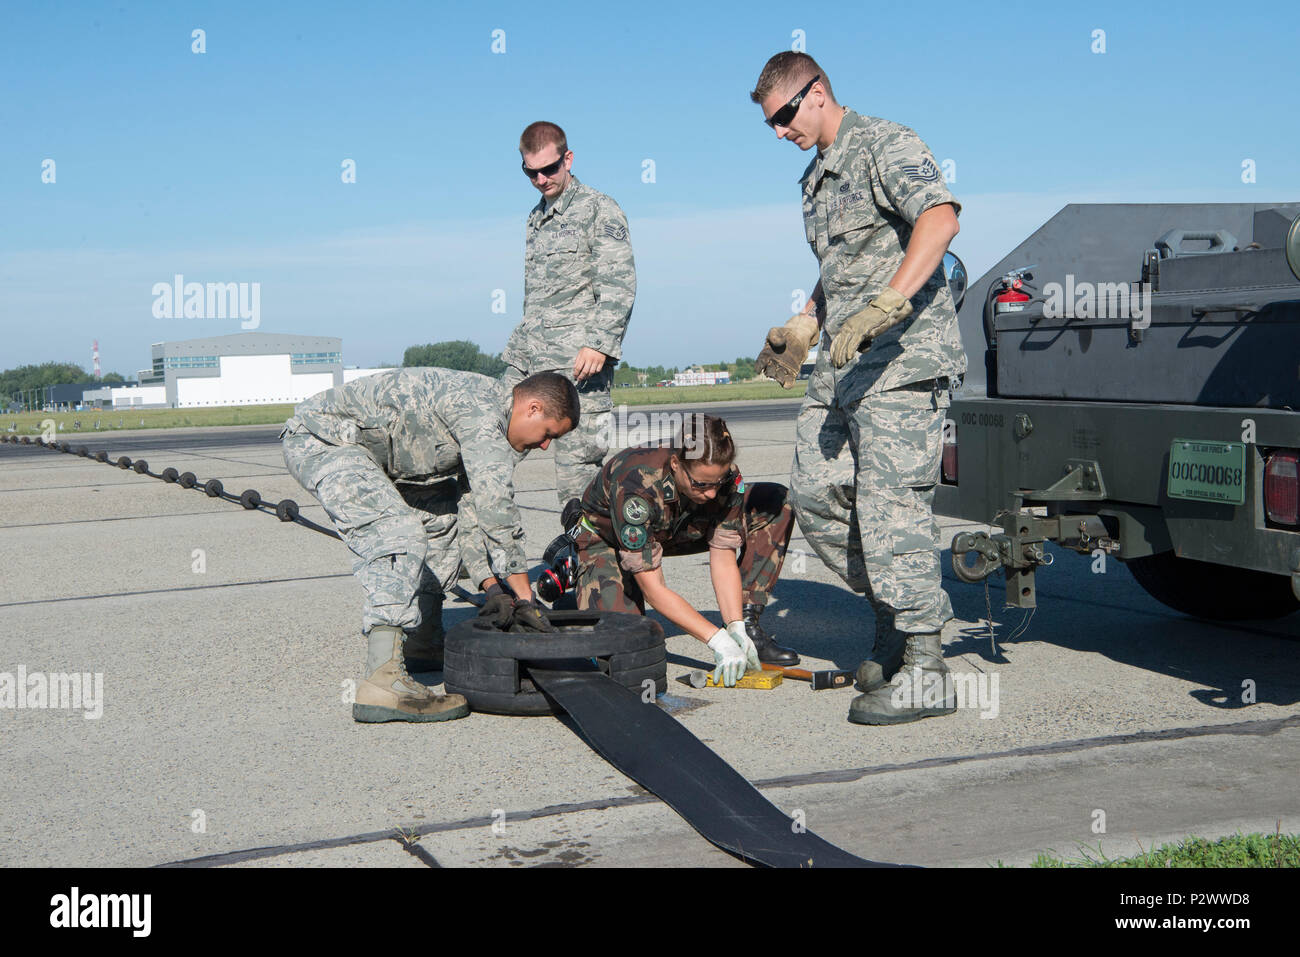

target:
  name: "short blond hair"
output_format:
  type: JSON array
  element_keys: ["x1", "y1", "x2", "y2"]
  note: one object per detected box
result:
[{"x1": 749, "y1": 52, "x2": 835, "y2": 104}]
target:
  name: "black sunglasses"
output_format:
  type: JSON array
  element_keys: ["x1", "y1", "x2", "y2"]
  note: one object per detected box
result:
[
  {"x1": 765, "y1": 74, "x2": 820, "y2": 129},
  {"x1": 522, "y1": 153, "x2": 567, "y2": 180},
  {"x1": 682, "y1": 465, "x2": 736, "y2": 491}
]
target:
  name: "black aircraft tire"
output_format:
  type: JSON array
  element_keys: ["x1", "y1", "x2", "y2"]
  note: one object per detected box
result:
[
  {"x1": 444, "y1": 609, "x2": 666, "y2": 716},
  {"x1": 1126, "y1": 551, "x2": 1300, "y2": 621}
]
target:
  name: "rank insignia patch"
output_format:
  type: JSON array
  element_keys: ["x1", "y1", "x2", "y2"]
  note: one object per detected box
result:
[{"x1": 901, "y1": 158, "x2": 940, "y2": 183}]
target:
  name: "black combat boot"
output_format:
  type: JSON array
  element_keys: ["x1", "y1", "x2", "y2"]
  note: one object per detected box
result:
[{"x1": 743, "y1": 603, "x2": 800, "y2": 666}]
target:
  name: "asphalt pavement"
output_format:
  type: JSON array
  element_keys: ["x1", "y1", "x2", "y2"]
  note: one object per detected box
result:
[{"x1": 2, "y1": 399, "x2": 1298, "y2": 868}]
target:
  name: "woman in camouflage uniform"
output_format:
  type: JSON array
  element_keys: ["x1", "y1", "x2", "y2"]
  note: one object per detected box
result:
[{"x1": 571, "y1": 414, "x2": 800, "y2": 686}]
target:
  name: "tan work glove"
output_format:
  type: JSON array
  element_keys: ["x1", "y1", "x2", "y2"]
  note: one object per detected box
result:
[
  {"x1": 827, "y1": 287, "x2": 914, "y2": 367},
  {"x1": 755, "y1": 312, "x2": 820, "y2": 388}
]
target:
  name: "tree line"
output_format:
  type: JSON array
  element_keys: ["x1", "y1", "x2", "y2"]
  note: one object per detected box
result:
[
  {"x1": 399, "y1": 342, "x2": 762, "y2": 384},
  {"x1": 2, "y1": 362, "x2": 126, "y2": 400}
]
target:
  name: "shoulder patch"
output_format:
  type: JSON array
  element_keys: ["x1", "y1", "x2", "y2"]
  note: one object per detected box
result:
[
  {"x1": 603, "y1": 222, "x2": 628, "y2": 241},
  {"x1": 900, "y1": 158, "x2": 940, "y2": 183},
  {"x1": 619, "y1": 524, "x2": 647, "y2": 550},
  {"x1": 622, "y1": 495, "x2": 651, "y2": 525},
  {"x1": 660, "y1": 477, "x2": 677, "y2": 503}
]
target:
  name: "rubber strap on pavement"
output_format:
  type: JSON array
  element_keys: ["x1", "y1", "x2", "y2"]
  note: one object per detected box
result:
[{"x1": 527, "y1": 663, "x2": 896, "y2": 868}]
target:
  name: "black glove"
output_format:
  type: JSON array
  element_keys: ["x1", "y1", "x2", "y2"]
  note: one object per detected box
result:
[
  {"x1": 478, "y1": 583, "x2": 515, "y2": 629},
  {"x1": 509, "y1": 599, "x2": 555, "y2": 633}
]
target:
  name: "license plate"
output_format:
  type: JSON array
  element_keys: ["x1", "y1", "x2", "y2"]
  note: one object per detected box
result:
[{"x1": 1167, "y1": 439, "x2": 1246, "y2": 505}]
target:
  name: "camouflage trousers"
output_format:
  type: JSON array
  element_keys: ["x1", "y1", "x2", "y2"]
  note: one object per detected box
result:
[
  {"x1": 281, "y1": 424, "x2": 459, "y2": 634},
  {"x1": 574, "y1": 482, "x2": 795, "y2": 615},
  {"x1": 790, "y1": 381, "x2": 954, "y2": 635},
  {"x1": 502, "y1": 363, "x2": 612, "y2": 504}
]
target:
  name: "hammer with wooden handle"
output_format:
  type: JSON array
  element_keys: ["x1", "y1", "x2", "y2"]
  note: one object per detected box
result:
[{"x1": 760, "y1": 663, "x2": 855, "y2": 690}]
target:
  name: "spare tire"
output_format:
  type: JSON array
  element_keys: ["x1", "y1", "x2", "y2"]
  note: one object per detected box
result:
[{"x1": 444, "y1": 609, "x2": 667, "y2": 716}]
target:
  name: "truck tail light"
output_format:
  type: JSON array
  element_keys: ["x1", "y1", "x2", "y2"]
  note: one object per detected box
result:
[
  {"x1": 1264, "y1": 451, "x2": 1299, "y2": 526},
  {"x1": 942, "y1": 430, "x2": 958, "y2": 485}
]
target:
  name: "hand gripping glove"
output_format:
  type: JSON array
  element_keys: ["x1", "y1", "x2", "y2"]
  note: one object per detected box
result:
[
  {"x1": 509, "y1": 599, "x2": 555, "y2": 633},
  {"x1": 755, "y1": 312, "x2": 820, "y2": 388},
  {"x1": 478, "y1": 583, "x2": 516, "y2": 629},
  {"x1": 827, "y1": 287, "x2": 914, "y2": 368},
  {"x1": 707, "y1": 628, "x2": 747, "y2": 688},
  {"x1": 725, "y1": 620, "x2": 761, "y2": 673}
]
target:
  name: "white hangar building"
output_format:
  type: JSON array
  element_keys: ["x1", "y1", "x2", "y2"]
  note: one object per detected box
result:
[{"x1": 133, "y1": 333, "x2": 386, "y2": 408}]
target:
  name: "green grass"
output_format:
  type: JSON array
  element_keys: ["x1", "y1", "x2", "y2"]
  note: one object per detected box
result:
[
  {"x1": 1020, "y1": 830, "x2": 1300, "y2": 867},
  {"x1": 4, "y1": 405, "x2": 297, "y2": 435},
  {"x1": 614, "y1": 380, "x2": 806, "y2": 405}
]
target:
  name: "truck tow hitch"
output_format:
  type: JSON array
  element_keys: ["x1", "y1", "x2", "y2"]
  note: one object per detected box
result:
[{"x1": 951, "y1": 461, "x2": 1120, "y2": 608}]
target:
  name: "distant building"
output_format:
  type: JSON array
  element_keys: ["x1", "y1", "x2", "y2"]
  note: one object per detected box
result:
[
  {"x1": 81, "y1": 383, "x2": 165, "y2": 408},
  {"x1": 21, "y1": 336, "x2": 391, "y2": 412},
  {"x1": 343, "y1": 367, "x2": 393, "y2": 384},
  {"x1": 139, "y1": 333, "x2": 346, "y2": 407},
  {"x1": 672, "y1": 370, "x2": 731, "y2": 387}
]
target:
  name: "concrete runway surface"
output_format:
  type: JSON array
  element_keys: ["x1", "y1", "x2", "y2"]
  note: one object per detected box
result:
[{"x1": 2, "y1": 399, "x2": 1298, "y2": 868}]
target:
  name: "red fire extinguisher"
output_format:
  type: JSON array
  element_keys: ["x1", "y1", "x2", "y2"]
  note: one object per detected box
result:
[{"x1": 993, "y1": 265, "x2": 1036, "y2": 315}]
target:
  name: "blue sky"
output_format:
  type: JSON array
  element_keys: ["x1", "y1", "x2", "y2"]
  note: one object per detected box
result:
[{"x1": 2, "y1": 0, "x2": 1297, "y2": 375}]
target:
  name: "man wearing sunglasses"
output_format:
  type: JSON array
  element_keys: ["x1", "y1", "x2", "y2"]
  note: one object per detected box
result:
[
  {"x1": 566, "y1": 414, "x2": 800, "y2": 687},
  {"x1": 501, "y1": 120, "x2": 637, "y2": 506},
  {"x1": 750, "y1": 52, "x2": 964, "y2": 725}
]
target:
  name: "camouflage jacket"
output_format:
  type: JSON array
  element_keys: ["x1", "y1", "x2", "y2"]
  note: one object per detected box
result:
[
  {"x1": 503, "y1": 175, "x2": 636, "y2": 372},
  {"x1": 290, "y1": 368, "x2": 529, "y2": 576},
  {"x1": 800, "y1": 109, "x2": 966, "y2": 400},
  {"x1": 579, "y1": 446, "x2": 744, "y2": 573}
]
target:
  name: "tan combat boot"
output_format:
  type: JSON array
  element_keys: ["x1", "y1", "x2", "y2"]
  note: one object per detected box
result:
[
  {"x1": 352, "y1": 625, "x2": 468, "y2": 723},
  {"x1": 848, "y1": 632, "x2": 955, "y2": 725}
]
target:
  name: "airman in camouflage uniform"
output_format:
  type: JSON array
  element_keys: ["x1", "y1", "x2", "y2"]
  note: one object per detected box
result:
[
  {"x1": 281, "y1": 368, "x2": 577, "y2": 722},
  {"x1": 751, "y1": 53, "x2": 965, "y2": 724},
  {"x1": 573, "y1": 441, "x2": 801, "y2": 669},
  {"x1": 504, "y1": 121, "x2": 636, "y2": 504}
]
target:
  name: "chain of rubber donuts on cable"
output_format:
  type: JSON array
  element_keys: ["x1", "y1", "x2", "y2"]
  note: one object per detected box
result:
[{"x1": 2, "y1": 433, "x2": 341, "y2": 538}]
